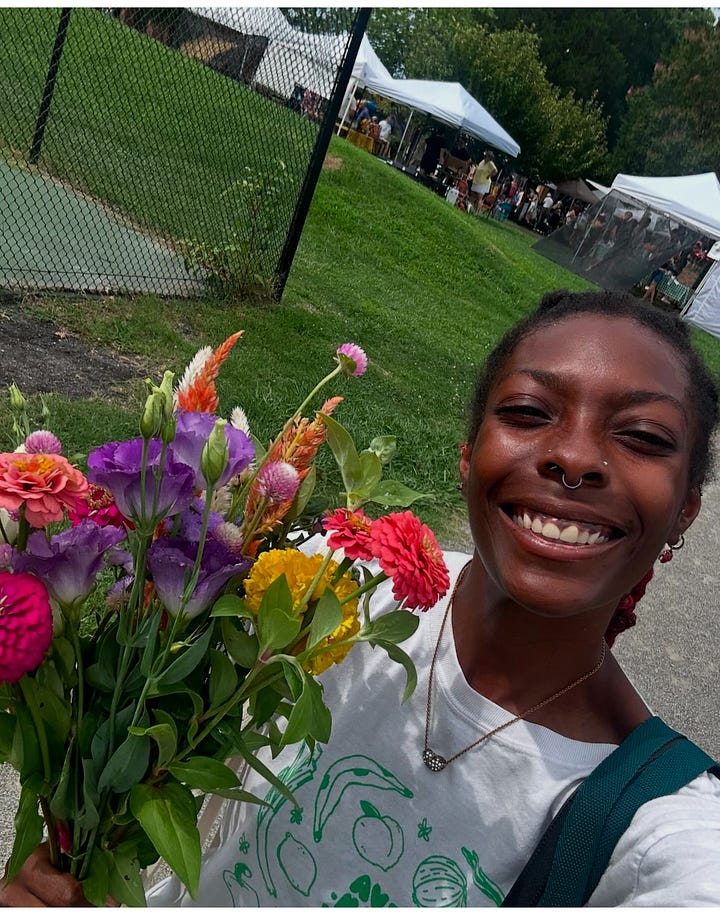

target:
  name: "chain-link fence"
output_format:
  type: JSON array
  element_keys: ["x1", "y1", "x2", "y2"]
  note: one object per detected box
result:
[{"x1": 0, "y1": 7, "x2": 365, "y2": 298}]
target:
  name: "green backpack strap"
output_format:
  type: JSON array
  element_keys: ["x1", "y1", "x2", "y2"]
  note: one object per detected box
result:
[{"x1": 503, "y1": 716, "x2": 718, "y2": 907}]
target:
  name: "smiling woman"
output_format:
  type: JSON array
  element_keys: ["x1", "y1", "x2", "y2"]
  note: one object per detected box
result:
[{"x1": 3, "y1": 291, "x2": 720, "y2": 908}]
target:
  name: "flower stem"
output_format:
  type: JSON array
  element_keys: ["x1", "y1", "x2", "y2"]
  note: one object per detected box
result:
[
  {"x1": 339, "y1": 571, "x2": 388, "y2": 606},
  {"x1": 294, "y1": 549, "x2": 334, "y2": 616},
  {"x1": 15, "y1": 505, "x2": 29, "y2": 552}
]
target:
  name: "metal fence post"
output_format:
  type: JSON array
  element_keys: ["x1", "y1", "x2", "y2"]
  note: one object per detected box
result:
[
  {"x1": 273, "y1": 7, "x2": 371, "y2": 300},
  {"x1": 29, "y1": 7, "x2": 72, "y2": 165}
]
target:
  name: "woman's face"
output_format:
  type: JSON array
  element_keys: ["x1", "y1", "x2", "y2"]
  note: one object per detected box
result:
[{"x1": 460, "y1": 314, "x2": 701, "y2": 619}]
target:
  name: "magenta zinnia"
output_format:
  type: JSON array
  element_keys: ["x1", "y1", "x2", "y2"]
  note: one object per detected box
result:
[{"x1": 0, "y1": 570, "x2": 53, "y2": 683}]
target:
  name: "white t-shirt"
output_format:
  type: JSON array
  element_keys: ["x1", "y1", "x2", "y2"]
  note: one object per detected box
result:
[
  {"x1": 379, "y1": 120, "x2": 392, "y2": 143},
  {"x1": 147, "y1": 552, "x2": 720, "y2": 907}
]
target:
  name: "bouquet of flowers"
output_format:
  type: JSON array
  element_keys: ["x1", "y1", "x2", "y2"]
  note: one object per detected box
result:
[{"x1": 0, "y1": 336, "x2": 449, "y2": 905}]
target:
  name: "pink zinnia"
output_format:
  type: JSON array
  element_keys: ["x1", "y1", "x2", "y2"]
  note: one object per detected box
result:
[
  {"x1": 323, "y1": 507, "x2": 375, "y2": 561},
  {"x1": 0, "y1": 571, "x2": 53, "y2": 683},
  {"x1": 24, "y1": 430, "x2": 62, "y2": 455},
  {"x1": 256, "y1": 461, "x2": 301, "y2": 505},
  {"x1": 0, "y1": 453, "x2": 89, "y2": 529},
  {"x1": 369, "y1": 511, "x2": 450, "y2": 611},
  {"x1": 336, "y1": 343, "x2": 368, "y2": 377},
  {"x1": 67, "y1": 483, "x2": 129, "y2": 529}
]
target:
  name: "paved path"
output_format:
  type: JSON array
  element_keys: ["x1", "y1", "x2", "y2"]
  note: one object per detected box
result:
[
  {"x1": 2, "y1": 480, "x2": 719, "y2": 870},
  {"x1": 0, "y1": 160, "x2": 202, "y2": 296}
]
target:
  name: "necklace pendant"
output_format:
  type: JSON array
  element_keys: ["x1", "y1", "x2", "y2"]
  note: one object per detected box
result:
[{"x1": 423, "y1": 748, "x2": 448, "y2": 772}]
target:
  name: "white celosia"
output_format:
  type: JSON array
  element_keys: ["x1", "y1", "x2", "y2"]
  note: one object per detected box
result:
[
  {"x1": 230, "y1": 406, "x2": 250, "y2": 436},
  {"x1": 173, "y1": 346, "x2": 212, "y2": 407}
]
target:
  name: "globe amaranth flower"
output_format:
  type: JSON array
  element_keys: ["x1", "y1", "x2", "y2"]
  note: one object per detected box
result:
[
  {"x1": 0, "y1": 570, "x2": 53, "y2": 683},
  {"x1": 323, "y1": 508, "x2": 374, "y2": 561},
  {"x1": 336, "y1": 343, "x2": 368, "y2": 378},
  {"x1": 169, "y1": 411, "x2": 254, "y2": 490},
  {"x1": 243, "y1": 549, "x2": 360, "y2": 675},
  {"x1": 87, "y1": 438, "x2": 195, "y2": 525},
  {"x1": 67, "y1": 483, "x2": 129, "y2": 529},
  {"x1": 13, "y1": 520, "x2": 126, "y2": 610},
  {"x1": 369, "y1": 511, "x2": 450, "y2": 611},
  {"x1": 24, "y1": 430, "x2": 62, "y2": 455},
  {"x1": 147, "y1": 537, "x2": 250, "y2": 619},
  {"x1": 256, "y1": 461, "x2": 300, "y2": 505},
  {"x1": 0, "y1": 452, "x2": 89, "y2": 529}
]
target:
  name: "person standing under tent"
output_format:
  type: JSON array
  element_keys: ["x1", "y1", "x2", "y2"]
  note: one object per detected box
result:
[{"x1": 470, "y1": 150, "x2": 498, "y2": 211}]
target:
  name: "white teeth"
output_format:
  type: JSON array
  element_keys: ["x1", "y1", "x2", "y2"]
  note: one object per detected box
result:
[
  {"x1": 523, "y1": 512, "x2": 532, "y2": 529},
  {"x1": 531, "y1": 517, "x2": 543, "y2": 534},
  {"x1": 587, "y1": 532, "x2": 600, "y2": 544},
  {"x1": 559, "y1": 525, "x2": 579, "y2": 544},
  {"x1": 541, "y1": 521, "x2": 561, "y2": 540},
  {"x1": 577, "y1": 529, "x2": 590, "y2": 544}
]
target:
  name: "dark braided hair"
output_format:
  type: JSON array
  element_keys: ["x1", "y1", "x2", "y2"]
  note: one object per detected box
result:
[{"x1": 467, "y1": 290, "x2": 720, "y2": 644}]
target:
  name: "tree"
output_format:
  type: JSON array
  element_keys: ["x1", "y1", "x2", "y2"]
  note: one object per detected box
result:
[{"x1": 612, "y1": 24, "x2": 720, "y2": 177}]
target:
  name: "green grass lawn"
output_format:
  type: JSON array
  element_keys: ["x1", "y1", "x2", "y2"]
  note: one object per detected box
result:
[{"x1": 3, "y1": 135, "x2": 720, "y2": 545}]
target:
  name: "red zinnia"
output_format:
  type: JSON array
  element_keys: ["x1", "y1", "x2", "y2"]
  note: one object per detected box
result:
[
  {"x1": 323, "y1": 508, "x2": 375, "y2": 561},
  {"x1": 369, "y1": 511, "x2": 449, "y2": 611},
  {"x1": 0, "y1": 571, "x2": 53, "y2": 683}
]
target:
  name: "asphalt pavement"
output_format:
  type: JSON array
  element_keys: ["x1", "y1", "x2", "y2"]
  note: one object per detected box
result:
[{"x1": 2, "y1": 479, "x2": 719, "y2": 871}]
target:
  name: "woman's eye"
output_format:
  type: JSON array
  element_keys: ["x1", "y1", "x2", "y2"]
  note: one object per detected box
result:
[
  {"x1": 616, "y1": 429, "x2": 676, "y2": 452},
  {"x1": 495, "y1": 404, "x2": 550, "y2": 422}
]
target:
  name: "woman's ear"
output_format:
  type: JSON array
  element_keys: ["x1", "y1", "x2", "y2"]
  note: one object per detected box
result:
[
  {"x1": 671, "y1": 487, "x2": 702, "y2": 543},
  {"x1": 458, "y1": 441, "x2": 472, "y2": 489}
]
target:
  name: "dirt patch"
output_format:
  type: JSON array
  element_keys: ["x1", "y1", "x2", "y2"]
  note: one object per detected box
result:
[
  {"x1": 0, "y1": 297, "x2": 149, "y2": 400},
  {"x1": 323, "y1": 155, "x2": 343, "y2": 171}
]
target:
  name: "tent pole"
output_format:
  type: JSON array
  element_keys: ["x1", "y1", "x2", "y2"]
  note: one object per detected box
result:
[
  {"x1": 571, "y1": 192, "x2": 611, "y2": 264},
  {"x1": 337, "y1": 77, "x2": 358, "y2": 135},
  {"x1": 393, "y1": 109, "x2": 413, "y2": 166}
]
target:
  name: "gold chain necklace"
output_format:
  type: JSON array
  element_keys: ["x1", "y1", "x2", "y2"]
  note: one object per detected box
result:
[{"x1": 423, "y1": 562, "x2": 607, "y2": 772}]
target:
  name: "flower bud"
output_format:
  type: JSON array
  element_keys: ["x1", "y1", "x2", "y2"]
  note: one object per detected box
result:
[
  {"x1": 140, "y1": 391, "x2": 165, "y2": 440},
  {"x1": 8, "y1": 383, "x2": 26, "y2": 411},
  {"x1": 201, "y1": 419, "x2": 229, "y2": 488}
]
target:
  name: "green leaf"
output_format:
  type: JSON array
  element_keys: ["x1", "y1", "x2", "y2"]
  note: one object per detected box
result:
[
  {"x1": 209, "y1": 649, "x2": 238, "y2": 707},
  {"x1": 233, "y1": 735, "x2": 296, "y2": 806},
  {"x1": 319, "y1": 413, "x2": 363, "y2": 494},
  {"x1": 139, "y1": 610, "x2": 163, "y2": 678},
  {"x1": 49, "y1": 739, "x2": 75, "y2": 820},
  {"x1": 358, "y1": 448, "x2": 383, "y2": 492},
  {"x1": 359, "y1": 609, "x2": 420, "y2": 644},
  {"x1": 211, "y1": 594, "x2": 253, "y2": 619},
  {"x1": 128, "y1": 719, "x2": 177, "y2": 772},
  {"x1": 98, "y1": 732, "x2": 151, "y2": 794},
  {"x1": 10, "y1": 703, "x2": 41, "y2": 779},
  {"x1": 81, "y1": 846, "x2": 111, "y2": 907},
  {"x1": 51, "y1": 636, "x2": 76, "y2": 685},
  {"x1": 5, "y1": 782, "x2": 43, "y2": 882},
  {"x1": 209, "y1": 785, "x2": 269, "y2": 804},
  {"x1": 367, "y1": 479, "x2": 433, "y2": 507},
  {"x1": 221, "y1": 617, "x2": 259, "y2": 668},
  {"x1": 257, "y1": 605, "x2": 301, "y2": 652},
  {"x1": 371, "y1": 640, "x2": 418, "y2": 703},
  {"x1": 307, "y1": 588, "x2": 343, "y2": 651},
  {"x1": 249, "y1": 683, "x2": 282, "y2": 726},
  {"x1": 154, "y1": 624, "x2": 214, "y2": 689},
  {"x1": 368, "y1": 434, "x2": 397, "y2": 464},
  {"x1": 0, "y1": 712, "x2": 16, "y2": 762},
  {"x1": 107, "y1": 849, "x2": 147, "y2": 907},
  {"x1": 130, "y1": 781, "x2": 201, "y2": 897},
  {"x1": 281, "y1": 673, "x2": 331, "y2": 747},
  {"x1": 168, "y1": 756, "x2": 240, "y2": 792},
  {"x1": 258, "y1": 573, "x2": 294, "y2": 617}
]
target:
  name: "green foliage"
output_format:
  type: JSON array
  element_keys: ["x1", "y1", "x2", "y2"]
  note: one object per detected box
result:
[
  {"x1": 612, "y1": 24, "x2": 720, "y2": 177},
  {"x1": 180, "y1": 162, "x2": 290, "y2": 301}
]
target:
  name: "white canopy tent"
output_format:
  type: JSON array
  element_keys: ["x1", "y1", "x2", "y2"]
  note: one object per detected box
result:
[{"x1": 609, "y1": 172, "x2": 720, "y2": 339}]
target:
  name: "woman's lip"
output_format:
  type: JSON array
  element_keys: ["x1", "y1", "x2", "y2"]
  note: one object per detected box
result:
[{"x1": 498, "y1": 507, "x2": 621, "y2": 560}]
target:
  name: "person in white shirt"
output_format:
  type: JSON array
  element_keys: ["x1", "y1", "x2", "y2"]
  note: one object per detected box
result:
[{"x1": 4, "y1": 291, "x2": 720, "y2": 907}]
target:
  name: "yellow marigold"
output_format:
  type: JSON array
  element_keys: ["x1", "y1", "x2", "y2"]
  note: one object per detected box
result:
[{"x1": 243, "y1": 549, "x2": 359, "y2": 675}]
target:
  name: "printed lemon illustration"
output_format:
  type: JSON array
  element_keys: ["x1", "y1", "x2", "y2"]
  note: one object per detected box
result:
[
  {"x1": 412, "y1": 855, "x2": 468, "y2": 907},
  {"x1": 352, "y1": 800, "x2": 404, "y2": 871},
  {"x1": 277, "y1": 831, "x2": 317, "y2": 897}
]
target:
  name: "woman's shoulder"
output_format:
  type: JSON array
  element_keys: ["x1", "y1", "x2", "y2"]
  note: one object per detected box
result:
[{"x1": 590, "y1": 770, "x2": 720, "y2": 905}]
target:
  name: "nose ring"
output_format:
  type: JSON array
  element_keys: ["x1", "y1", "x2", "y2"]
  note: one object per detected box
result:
[{"x1": 561, "y1": 473, "x2": 582, "y2": 490}]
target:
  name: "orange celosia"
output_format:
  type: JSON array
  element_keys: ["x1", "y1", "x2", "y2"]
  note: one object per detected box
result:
[
  {"x1": 243, "y1": 397, "x2": 343, "y2": 555},
  {"x1": 0, "y1": 453, "x2": 89, "y2": 528},
  {"x1": 175, "y1": 331, "x2": 244, "y2": 414}
]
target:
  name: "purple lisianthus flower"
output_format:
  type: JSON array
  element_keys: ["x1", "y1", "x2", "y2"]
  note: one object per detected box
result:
[
  {"x1": 87, "y1": 438, "x2": 195, "y2": 525},
  {"x1": 13, "y1": 520, "x2": 126, "y2": 609},
  {"x1": 178, "y1": 496, "x2": 224, "y2": 543},
  {"x1": 147, "y1": 536, "x2": 250, "y2": 619},
  {"x1": 169, "y1": 412, "x2": 254, "y2": 490}
]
